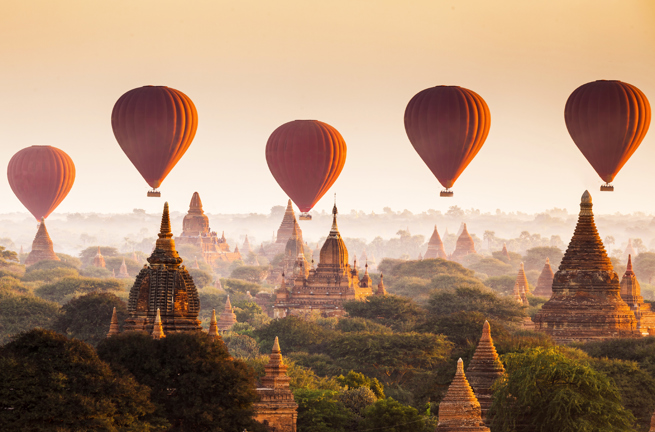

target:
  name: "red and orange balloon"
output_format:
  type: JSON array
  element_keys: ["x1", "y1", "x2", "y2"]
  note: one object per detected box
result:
[
  {"x1": 111, "y1": 86, "x2": 198, "y2": 192},
  {"x1": 7, "y1": 146, "x2": 76, "y2": 221},
  {"x1": 565, "y1": 80, "x2": 651, "y2": 188},
  {"x1": 404, "y1": 86, "x2": 491, "y2": 195},
  {"x1": 266, "y1": 120, "x2": 347, "y2": 213}
]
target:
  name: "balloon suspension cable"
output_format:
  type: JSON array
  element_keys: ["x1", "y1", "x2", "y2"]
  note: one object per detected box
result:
[
  {"x1": 147, "y1": 189, "x2": 161, "y2": 197},
  {"x1": 440, "y1": 188, "x2": 454, "y2": 197},
  {"x1": 600, "y1": 183, "x2": 614, "y2": 192}
]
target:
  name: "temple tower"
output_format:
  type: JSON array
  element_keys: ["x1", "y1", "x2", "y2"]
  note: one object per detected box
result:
[
  {"x1": 282, "y1": 224, "x2": 305, "y2": 281},
  {"x1": 124, "y1": 203, "x2": 202, "y2": 334},
  {"x1": 117, "y1": 258, "x2": 130, "y2": 278},
  {"x1": 151, "y1": 308, "x2": 166, "y2": 339},
  {"x1": 276, "y1": 200, "x2": 302, "y2": 246},
  {"x1": 181, "y1": 192, "x2": 209, "y2": 236},
  {"x1": 512, "y1": 281, "x2": 523, "y2": 304},
  {"x1": 254, "y1": 337, "x2": 298, "y2": 432},
  {"x1": 208, "y1": 309, "x2": 220, "y2": 340},
  {"x1": 533, "y1": 191, "x2": 640, "y2": 343},
  {"x1": 107, "y1": 307, "x2": 120, "y2": 337},
  {"x1": 242, "y1": 235, "x2": 253, "y2": 255},
  {"x1": 501, "y1": 243, "x2": 510, "y2": 260},
  {"x1": 451, "y1": 224, "x2": 476, "y2": 262},
  {"x1": 25, "y1": 218, "x2": 60, "y2": 266},
  {"x1": 436, "y1": 358, "x2": 490, "y2": 432},
  {"x1": 217, "y1": 296, "x2": 237, "y2": 331},
  {"x1": 533, "y1": 258, "x2": 554, "y2": 297},
  {"x1": 424, "y1": 225, "x2": 448, "y2": 259},
  {"x1": 620, "y1": 255, "x2": 655, "y2": 335},
  {"x1": 466, "y1": 321, "x2": 505, "y2": 424},
  {"x1": 376, "y1": 274, "x2": 387, "y2": 295},
  {"x1": 515, "y1": 262, "x2": 530, "y2": 299},
  {"x1": 93, "y1": 247, "x2": 106, "y2": 268}
]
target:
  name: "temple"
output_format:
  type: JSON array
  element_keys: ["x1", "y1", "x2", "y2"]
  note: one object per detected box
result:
[
  {"x1": 117, "y1": 258, "x2": 130, "y2": 278},
  {"x1": 24, "y1": 218, "x2": 60, "y2": 266},
  {"x1": 436, "y1": 358, "x2": 490, "y2": 432},
  {"x1": 515, "y1": 262, "x2": 530, "y2": 302},
  {"x1": 466, "y1": 321, "x2": 505, "y2": 424},
  {"x1": 123, "y1": 202, "x2": 203, "y2": 334},
  {"x1": 217, "y1": 296, "x2": 237, "y2": 331},
  {"x1": 273, "y1": 204, "x2": 378, "y2": 318},
  {"x1": 533, "y1": 191, "x2": 640, "y2": 343},
  {"x1": 424, "y1": 225, "x2": 448, "y2": 259},
  {"x1": 242, "y1": 235, "x2": 253, "y2": 256},
  {"x1": 253, "y1": 337, "x2": 298, "y2": 432},
  {"x1": 107, "y1": 307, "x2": 120, "y2": 337},
  {"x1": 93, "y1": 247, "x2": 106, "y2": 268},
  {"x1": 208, "y1": 309, "x2": 220, "y2": 340},
  {"x1": 266, "y1": 200, "x2": 303, "y2": 259},
  {"x1": 175, "y1": 192, "x2": 241, "y2": 265},
  {"x1": 620, "y1": 255, "x2": 655, "y2": 335},
  {"x1": 451, "y1": 223, "x2": 476, "y2": 262},
  {"x1": 533, "y1": 258, "x2": 554, "y2": 297},
  {"x1": 624, "y1": 239, "x2": 636, "y2": 261},
  {"x1": 501, "y1": 243, "x2": 510, "y2": 260},
  {"x1": 281, "y1": 224, "x2": 306, "y2": 282}
]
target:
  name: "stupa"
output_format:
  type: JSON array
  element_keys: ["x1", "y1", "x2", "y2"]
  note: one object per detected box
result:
[
  {"x1": 266, "y1": 200, "x2": 303, "y2": 258},
  {"x1": 123, "y1": 203, "x2": 203, "y2": 334},
  {"x1": 436, "y1": 358, "x2": 490, "y2": 432},
  {"x1": 242, "y1": 235, "x2": 253, "y2": 256},
  {"x1": 466, "y1": 321, "x2": 505, "y2": 424},
  {"x1": 620, "y1": 255, "x2": 655, "y2": 335},
  {"x1": 253, "y1": 337, "x2": 298, "y2": 432},
  {"x1": 217, "y1": 296, "x2": 237, "y2": 331},
  {"x1": 512, "y1": 281, "x2": 523, "y2": 304},
  {"x1": 151, "y1": 308, "x2": 166, "y2": 339},
  {"x1": 501, "y1": 243, "x2": 510, "y2": 260},
  {"x1": 451, "y1": 224, "x2": 476, "y2": 262},
  {"x1": 93, "y1": 247, "x2": 106, "y2": 268},
  {"x1": 107, "y1": 307, "x2": 120, "y2": 337},
  {"x1": 624, "y1": 239, "x2": 637, "y2": 261},
  {"x1": 176, "y1": 192, "x2": 241, "y2": 264},
  {"x1": 424, "y1": 225, "x2": 448, "y2": 259},
  {"x1": 282, "y1": 224, "x2": 306, "y2": 281},
  {"x1": 117, "y1": 258, "x2": 130, "y2": 278},
  {"x1": 274, "y1": 203, "x2": 374, "y2": 318},
  {"x1": 515, "y1": 262, "x2": 530, "y2": 300},
  {"x1": 24, "y1": 218, "x2": 60, "y2": 266},
  {"x1": 533, "y1": 258, "x2": 554, "y2": 297},
  {"x1": 376, "y1": 274, "x2": 387, "y2": 295},
  {"x1": 208, "y1": 309, "x2": 220, "y2": 340},
  {"x1": 533, "y1": 191, "x2": 639, "y2": 343}
]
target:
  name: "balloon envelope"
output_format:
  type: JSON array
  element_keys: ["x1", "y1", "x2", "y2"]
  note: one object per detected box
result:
[
  {"x1": 404, "y1": 86, "x2": 491, "y2": 190},
  {"x1": 111, "y1": 86, "x2": 198, "y2": 189},
  {"x1": 7, "y1": 146, "x2": 75, "y2": 221},
  {"x1": 565, "y1": 80, "x2": 651, "y2": 184},
  {"x1": 266, "y1": 120, "x2": 347, "y2": 212}
]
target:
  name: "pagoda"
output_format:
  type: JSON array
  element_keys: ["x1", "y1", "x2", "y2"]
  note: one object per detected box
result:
[
  {"x1": 424, "y1": 225, "x2": 448, "y2": 259},
  {"x1": 175, "y1": 192, "x2": 241, "y2": 264},
  {"x1": 253, "y1": 337, "x2": 298, "y2": 432},
  {"x1": 501, "y1": 243, "x2": 510, "y2": 260},
  {"x1": 515, "y1": 262, "x2": 530, "y2": 301},
  {"x1": 466, "y1": 321, "x2": 505, "y2": 424},
  {"x1": 376, "y1": 274, "x2": 387, "y2": 295},
  {"x1": 107, "y1": 307, "x2": 120, "y2": 337},
  {"x1": 451, "y1": 223, "x2": 477, "y2": 262},
  {"x1": 274, "y1": 203, "x2": 374, "y2": 318},
  {"x1": 533, "y1": 191, "x2": 639, "y2": 343},
  {"x1": 512, "y1": 281, "x2": 524, "y2": 304},
  {"x1": 624, "y1": 239, "x2": 637, "y2": 261},
  {"x1": 281, "y1": 224, "x2": 306, "y2": 282},
  {"x1": 533, "y1": 258, "x2": 554, "y2": 297},
  {"x1": 436, "y1": 358, "x2": 490, "y2": 432},
  {"x1": 117, "y1": 258, "x2": 130, "y2": 278},
  {"x1": 24, "y1": 218, "x2": 60, "y2": 266},
  {"x1": 217, "y1": 296, "x2": 237, "y2": 331},
  {"x1": 266, "y1": 200, "x2": 303, "y2": 258},
  {"x1": 123, "y1": 203, "x2": 202, "y2": 334},
  {"x1": 208, "y1": 309, "x2": 220, "y2": 340},
  {"x1": 93, "y1": 247, "x2": 106, "y2": 268},
  {"x1": 620, "y1": 255, "x2": 655, "y2": 335}
]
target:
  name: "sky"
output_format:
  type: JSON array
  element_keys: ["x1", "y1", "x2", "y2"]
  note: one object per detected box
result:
[{"x1": 1, "y1": 0, "x2": 654, "y2": 218}]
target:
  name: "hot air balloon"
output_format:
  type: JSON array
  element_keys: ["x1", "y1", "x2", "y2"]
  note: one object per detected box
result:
[
  {"x1": 7, "y1": 146, "x2": 75, "y2": 221},
  {"x1": 565, "y1": 80, "x2": 651, "y2": 192},
  {"x1": 266, "y1": 120, "x2": 347, "y2": 220},
  {"x1": 404, "y1": 86, "x2": 491, "y2": 197},
  {"x1": 111, "y1": 86, "x2": 198, "y2": 197}
]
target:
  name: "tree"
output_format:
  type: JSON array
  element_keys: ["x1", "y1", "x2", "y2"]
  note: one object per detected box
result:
[
  {"x1": 22, "y1": 266, "x2": 79, "y2": 282},
  {"x1": 429, "y1": 274, "x2": 488, "y2": 291},
  {"x1": 97, "y1": 331, "x2": 267, "y2": 432},
  {"x1": 379, "y1": 258, "x2": 473, "y2": 279},
  {"x1": 294, "y1": 389, "x2": 355, "y2": 432},
  {"x1": 79, "y1": 246, "x2": 119, "y2": 266},
  {"x1": 105, "y1": 256, "x2": 142, "y2": 276},
  {"x1": 468, "y1": 257, "x2": 513, "y2": 277},
  {"x1": 0, "y1": 329, "x2": 164, "y2": 431},
  {"x1": 222, "y1": 333, "x2": 260, "y2": 359},
  {"x1": 483, "y1": 230, "x2": 496, "y2": 251},
  {"x1": 232, "y1": 299, "x2": 270, "y2": 327},
  {"x1": 634, "y1": 252, "x2": 655, "y2": 283},
  {"x1": 490, "y1": 347, "x2": 636, "y2": 432},
  {"x1": 230, "y1": 265, "x2": 270, "y2": 283},
  {"x1": 25, "y1": 258, "x2": 77, "y2": 272},
  {"x1": 54, "y1": 292, "x2": 128, "y2": 346},
  {"x1": 221, "y1": 278, "x2": 261, "y2": 296},
  {"x1": 336, "y1": 370, "x2": 385, "y2": 398},
  {"x1": 522, "y1": 247, "x2": 564, "y2": 271},
  {"x1": 187, "y1": 268, "x2": 213, "y2": 288},
  {"x1": 358, "y1": 398, "x2": 430, "y2": 432},
  {"x1": 0, "y1": 245, "x2": 18, "y2": 263},
  {"x1": 427, "y1": 286, "x2": 525, "y2": 322},
  {"x1": 338, "y1": 387, "x2": 377, "y2": 416},
  {"x1": 605, "y1": 236, "x2": 616, "y2": 255},
  {"x1": 0, "y1": 293, "x2": 61, "y2": 344},
  {"x1": 342, "y1": 295, "x2": 426, "y2": 331},
  {"x1": 253, "y1": 316, "x2": 337, "y2": 353},
  {"x1": 483, "y1": 275, "x2": 516, "y2": 295},
  {"x1": 335, "y1": 317, "x2": 392, "y2": 334},
  {"x1": 35, "y1": 276, "x2": 123, "y2": 304},
  {"x1": 416, "y1": 311, "x2": 510, "y2": 348}
]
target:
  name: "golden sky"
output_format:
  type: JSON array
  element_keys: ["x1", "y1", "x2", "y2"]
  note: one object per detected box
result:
[{"x1": 1, "y1": 0, "x2": 654, "y2": 216}]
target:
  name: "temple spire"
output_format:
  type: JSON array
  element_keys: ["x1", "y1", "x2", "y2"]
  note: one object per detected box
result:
[
  {"x1": 627, "y1": 254, "x2": 634, "y2": 274},
  {"x1": 107, "y1": 307, "x2": 120, "y2": 337},
  {"x1": 467, "y1": 321, "x2": 505, "y2": 424},
  {"x1": 208, "y1": 309, "x2": 220, "y2": 339},
  {"x1": 261, "y1": 336, "x2": 292, "y2": 390},
  {"x1": 149, "y1": 202, "x2": 182, "y2": 266},
  {"x1": 151, "y1": 308, "x2": 166, "y2": 339},
  {"x1": 436, "y1": 358, "x2": 489, "y2": 431}
]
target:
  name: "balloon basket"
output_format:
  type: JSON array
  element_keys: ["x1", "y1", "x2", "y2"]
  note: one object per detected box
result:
[
  {"x1": 440, "y1": 189, "x2": 454, "y2": 197},
  {"x1": 147, "y1": 189, "x2": 161, "y2": 197},
  {"x1": 299, "y1": 213, "x2": 312, "y2": 221},
  {"x1": 600, "y1": 184, "x2": 614, "y2": 192}
]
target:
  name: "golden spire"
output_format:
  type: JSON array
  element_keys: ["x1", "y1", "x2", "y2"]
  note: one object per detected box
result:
[
  {"x1": 437, "y1": 358, "x2": 488, "y2": 431},
  {"x1": 149, "y1": 202, "x2": 182, "y2": 266},
  {"x1": 151, "y1": 308, "x2": 166, "y2": 339},
  {"x1": 107, "y1": 307, "x2": 120, "y2": 337},
  {"x1": 261, "y1": 336, "x2": 292, "y2": 390},
  {"x1": 626, "y1": 254, "x2": 634, "y2": 274},
  {"x1": 208, "y1": 309, "x2": 220, "y2": 339}
]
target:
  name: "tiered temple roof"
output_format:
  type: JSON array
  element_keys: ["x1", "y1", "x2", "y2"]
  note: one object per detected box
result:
[
  {"x1": 282, "y1": 224, "x2": 305, "y2": 281},
  {"x1": 424, "y1": 225, "x2": 448, "y2": 259},
  {"x1": 25, "y1": 219, "x2": 60, "y2": 266},
  {"x1": 620, "y1": 255, "x2": 655, "y2": 335},
  {"x1": 93, "y1": 247, "x2": 106, "y2": 268},
  {"x1": 466, "y1": 321, "x2": 505, "y2": 424},
  {"x1": 217, "y1": 296, "x2": 237, "y2": 331},
  {"x1": 436, "y1": 358, "x2": 490, "y2": 432},
  {"x1": 124, "y1": 203, "x2": 202, "y2": 334},
  {"x1": 266, "y1": 200, "x2": 303, "y2": 259},
  {"x1": 253, "y1": 337, "x2": 298, "y2": 432},
  {"x1": 274, "y1": 204, "x2": 374, "y2": 318},
  {"x1": 533, "y1": 191, "x2": 640, "y2": 343},
  {"x1": 451, "y1": 224, "x2": 476, "y2": 262},
  {"x1": 533, "y1": 258, "x2": 554, "y2": 297}
]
